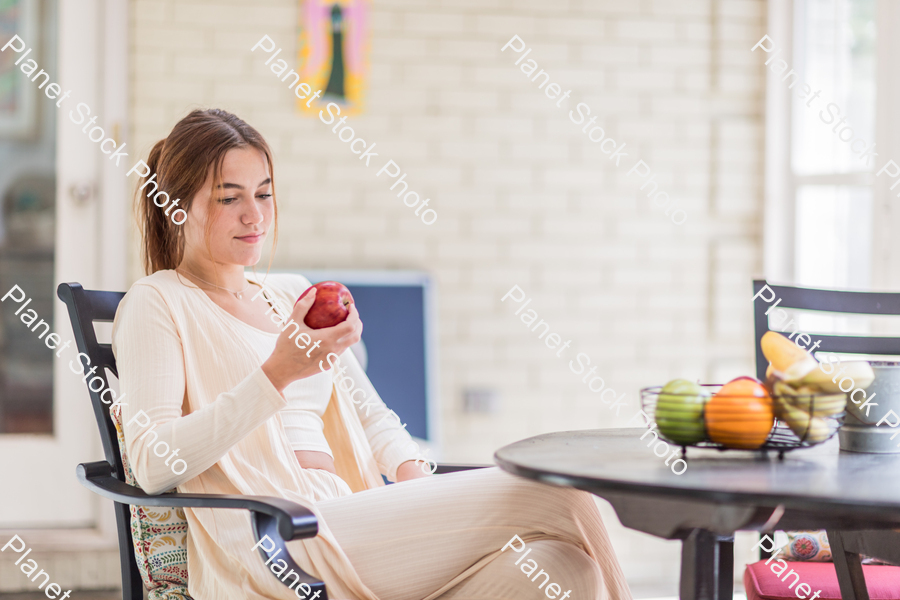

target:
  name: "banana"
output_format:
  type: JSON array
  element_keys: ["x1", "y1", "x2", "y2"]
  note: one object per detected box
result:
[
  {"x1": 767, "y1": 357, "x2": 818, "y2": 382},
  {"x1": 774, "y1": 395, "x2": 833, "y2": 442},
  {"x1": 772, "y1": 396, "x2": 790, "y2": 420},
  {"x1": 805, "y1": 416, "x2": 832, "y2": 443},
  {"x1": 758, "y1": 333, "x2": 855, "y2": 444},
  {"x1": 777, "y1": 399, "x2": 812, "y2": 438},
  {"x1": 772, "y1": 380, "x2": 796, "y2": 399},
  {"x1": 772, "y1": 388, "x2": 798, "y2": 420},
  {"x1": 761, "y1": 330, "x2": 874, "y2": 394},
  {"x1": 773, "y1": 381, "x2": 817, "y2": 399},
  {"x1": 785, "y1": 393, "x2": 846, "y2": 417},
  {"x1": 772, "y1": 381, "x2": 846, "y2": 417},
  {"x1": 762, "y1": 331, "x2": 819, "y2": 379},
  {"x1": 792, "y1": 361, "x2": 874, "y2": 394}
]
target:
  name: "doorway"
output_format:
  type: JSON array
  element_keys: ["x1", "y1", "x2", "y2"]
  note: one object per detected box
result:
[{"x1": 0, "y1": 0, "x2": 127, "y2": 566}]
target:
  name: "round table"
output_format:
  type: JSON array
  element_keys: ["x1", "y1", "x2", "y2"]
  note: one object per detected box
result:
[{"x1": 494, "y1": 428, "x2": 900, "y2": 600}]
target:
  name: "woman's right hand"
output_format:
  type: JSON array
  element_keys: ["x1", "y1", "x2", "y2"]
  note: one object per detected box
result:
[{"x1": 261, "y1": 288, "x2": 363, "y2": 392}]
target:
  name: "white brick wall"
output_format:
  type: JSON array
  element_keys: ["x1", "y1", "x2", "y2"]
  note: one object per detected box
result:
[{"x1": 130, "y1": 0, "x2": 766, "y2": 592}]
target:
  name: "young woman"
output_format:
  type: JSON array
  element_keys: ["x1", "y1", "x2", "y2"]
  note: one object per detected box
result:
[{"x1": 113, "y1": 108, "x2": 631, "y2": 600}]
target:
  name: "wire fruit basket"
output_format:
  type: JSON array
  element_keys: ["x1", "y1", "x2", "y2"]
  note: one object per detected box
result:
[{"x1": 640, "y1": 384, "x2": 844, "y2": 460}]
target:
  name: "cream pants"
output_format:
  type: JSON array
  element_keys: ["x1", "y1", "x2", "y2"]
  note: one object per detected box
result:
[{"x1": 316, "y1": 466, "x2": 632, "y2": 600}]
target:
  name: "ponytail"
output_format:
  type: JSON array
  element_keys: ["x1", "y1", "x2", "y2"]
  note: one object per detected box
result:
[{"x1": 138, "y1": 140, "x2": 182, "y2": 273}]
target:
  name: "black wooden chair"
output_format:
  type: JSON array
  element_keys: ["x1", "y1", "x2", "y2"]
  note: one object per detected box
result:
[
  {"x1": 752, "y1": 279, "x2": 900, "y2": 381},
  {"x1": 751, "y1": 279, "x2": 900, "y2": 600},
  {"x1": 57, "y1": 282, "x2": 484, "y2": 600}
]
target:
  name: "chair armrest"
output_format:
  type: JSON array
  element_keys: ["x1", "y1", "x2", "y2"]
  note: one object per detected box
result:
[
  {"x1": 434, "y1": 463, "x2": 492, "y2": 474},
  {"x1": 77, "y1": 461, "x2": 328, "y2": 599},
  {"x1": 78, "y1": 461, "x2": 317, "y2": 540}
]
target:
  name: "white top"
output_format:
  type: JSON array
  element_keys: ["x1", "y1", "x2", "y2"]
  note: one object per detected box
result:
[{"x1": 234, "y1": 284, "x2": 339, "y2": 458}]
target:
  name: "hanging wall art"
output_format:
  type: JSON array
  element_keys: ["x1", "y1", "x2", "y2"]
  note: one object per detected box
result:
[{"x1": 296, "y1": 0, "x2": 370, "y2": 116}]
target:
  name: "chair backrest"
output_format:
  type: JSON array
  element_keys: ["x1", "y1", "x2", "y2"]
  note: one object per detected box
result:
[
  {"x1": 57, "y1": 282, "x2": 144, "y2": 600},
  {"x1": 752, "y1": 280, "x2": 900, "y2": 561},
  {"x1": 752, "y1": 280, "x2": 900, "y2": 381}
]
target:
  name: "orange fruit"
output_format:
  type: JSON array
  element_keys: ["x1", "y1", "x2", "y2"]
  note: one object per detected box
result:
[{"x1": 705, "y1": 376, "x2": 775, "y2": 449}]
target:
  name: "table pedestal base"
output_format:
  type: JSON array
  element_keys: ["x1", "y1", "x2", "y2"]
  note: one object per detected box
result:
[{"x1": 678, "y1": 530, "x2": 733, "y2": 600}]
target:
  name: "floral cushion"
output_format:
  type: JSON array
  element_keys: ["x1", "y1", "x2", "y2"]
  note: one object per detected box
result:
[
  {"x1": 110, "y1": 406, "x2": 191, "y2": 600},
  {"x1": 781, "y1": 531, "x2": 893, "y2": 566},
  {"x1": 781, "y1": 531, "x2": 831, "y2": 561}
]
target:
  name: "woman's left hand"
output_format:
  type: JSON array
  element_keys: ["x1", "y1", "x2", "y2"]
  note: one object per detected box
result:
[{"x1": 396, "y1": 460, "x2": 433, "y2": 482}]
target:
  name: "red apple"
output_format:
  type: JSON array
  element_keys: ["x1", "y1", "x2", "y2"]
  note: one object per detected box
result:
[{"x1": 296, "y1": 281, "x2": 354, "y2": 329}]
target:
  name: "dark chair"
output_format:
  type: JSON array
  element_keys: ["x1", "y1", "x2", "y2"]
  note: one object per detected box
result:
[
  {"x1": 752, "y1": 279, "x2": 900, "y2": 381},
  {"x1": 750, "y1": 279, "x2": 900, "y2": 600},
  {"x1": 57, "y1": 282, "x2": 485, "y2": 600}
]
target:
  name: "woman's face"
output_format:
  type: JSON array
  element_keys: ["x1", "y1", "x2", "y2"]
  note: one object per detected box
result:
[{"x1": 183, "y1": 147, "x2": 274, "y2": 267}]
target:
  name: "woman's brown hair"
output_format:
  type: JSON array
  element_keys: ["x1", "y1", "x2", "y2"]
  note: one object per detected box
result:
[{"x1": 137, "y1": 108, "x2": 278, "y2": 274}]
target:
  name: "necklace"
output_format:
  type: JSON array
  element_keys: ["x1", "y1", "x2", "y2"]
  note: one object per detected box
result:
[{"x1": 178, "y1": 269, "x2": 252, "y2": 299}]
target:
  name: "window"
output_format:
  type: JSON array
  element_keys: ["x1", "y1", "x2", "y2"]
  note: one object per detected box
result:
[
  {"x1": 0, "y1": 0, "x2": 57, "y2": 434},
  {"x1": 787, "y1": 0, "x2": 877, "y2": 290}
]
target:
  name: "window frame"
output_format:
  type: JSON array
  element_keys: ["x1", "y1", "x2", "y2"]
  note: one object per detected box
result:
[{"x1": 764, "y1": 0, "x2": 888, "y2": 287}]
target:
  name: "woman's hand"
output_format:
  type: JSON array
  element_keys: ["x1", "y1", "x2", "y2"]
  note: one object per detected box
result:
[
  {"x1": 396, "y1": 459, "x2": 433, "y2": 482},
  {"x1": 261, "y1": 288, "x2": 363, "y2": 392}
]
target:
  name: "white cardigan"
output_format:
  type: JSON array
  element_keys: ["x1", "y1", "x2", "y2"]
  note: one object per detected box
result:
[{"x1": 111, "y1": 269, "x2": 420, "y2": 600}]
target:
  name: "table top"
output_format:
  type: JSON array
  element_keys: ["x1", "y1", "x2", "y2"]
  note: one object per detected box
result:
[{"x1": 494, "y1": 428, "x2": 900, "y2": 525}]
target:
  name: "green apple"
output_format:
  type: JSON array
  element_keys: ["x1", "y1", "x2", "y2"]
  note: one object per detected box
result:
[{"x1": 655, "y1": 379, "x2": 708, "y2": 445}]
